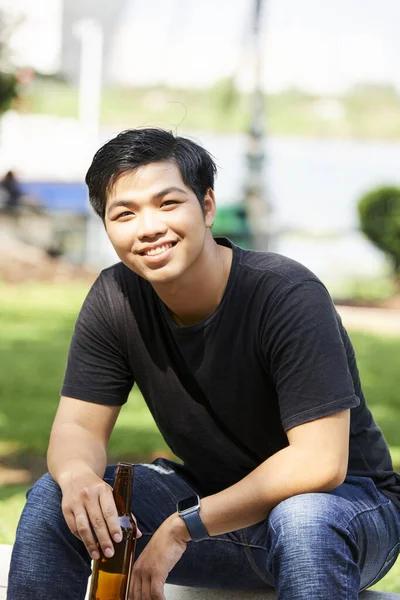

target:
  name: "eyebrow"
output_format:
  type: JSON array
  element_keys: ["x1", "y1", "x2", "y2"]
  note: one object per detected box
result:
[{"x1": 107, "y1": 186, "x2": 189, "y2": 216}]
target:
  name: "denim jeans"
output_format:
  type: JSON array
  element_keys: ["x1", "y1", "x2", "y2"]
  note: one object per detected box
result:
[{"x1": 7, "y1": 458, "x2": 400, "y2": 600}]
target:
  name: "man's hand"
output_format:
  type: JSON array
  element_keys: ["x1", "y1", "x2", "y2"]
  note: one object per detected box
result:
[
  {"x1": 129, "y1": 514, "x2": 188, "y2": 600},
  {"x1": 59, "y1": 466, "x2": 142, "y2": 560}
]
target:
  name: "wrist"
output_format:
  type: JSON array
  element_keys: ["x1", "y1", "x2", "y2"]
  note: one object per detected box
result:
[
  {"x1": 167, "y1": 512, "x2": 192, "y2": 543},
  {"x1": 56, "y1": 461, "x2": 95, "y2": 489},
  {"x1": 176, "y1": 494, "x2": 209, "y2": 541}
]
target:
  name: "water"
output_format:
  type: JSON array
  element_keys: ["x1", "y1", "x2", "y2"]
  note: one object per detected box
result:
[{"x1": 86, "y1": 133, "x2": 400, "y2": 284}]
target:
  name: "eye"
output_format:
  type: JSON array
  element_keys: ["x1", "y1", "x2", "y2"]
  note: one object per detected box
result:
[
  {"x1": 161, "y1": 200, "x2": 179, "y2": 208},
  {"x1": 115, "y1": 211, "x2": 135, "y2": 220}
]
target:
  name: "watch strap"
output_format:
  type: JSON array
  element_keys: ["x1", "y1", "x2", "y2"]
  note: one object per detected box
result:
[{"x1": 181, "y1": 509, "x2": 209, "y2": 542}]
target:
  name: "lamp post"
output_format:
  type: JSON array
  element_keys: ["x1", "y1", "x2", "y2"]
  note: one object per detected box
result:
[
  {"x1": 243, "y1": 0, "x2": 270, "y2": 251},
  {"x1": 73, "y1": 18, "x2": 104, "y2": 267}
]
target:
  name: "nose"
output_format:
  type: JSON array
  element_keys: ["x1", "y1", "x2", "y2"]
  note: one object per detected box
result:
[{"x1": 136, "y1": 208, "x2": 168, "y2": 240}]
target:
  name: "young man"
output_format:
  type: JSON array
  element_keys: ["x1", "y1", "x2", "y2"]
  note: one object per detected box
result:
[{"x1": 8, "y1": 128, "x2": 400, "y2": 600}]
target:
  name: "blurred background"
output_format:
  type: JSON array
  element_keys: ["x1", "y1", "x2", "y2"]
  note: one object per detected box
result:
[{"x1": 1, "y1": 0, "x2": 400, "y2": 592}]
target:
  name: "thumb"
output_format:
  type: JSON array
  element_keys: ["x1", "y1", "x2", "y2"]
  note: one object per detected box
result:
[{"x1": 131, "y1": 513, "x2": 142, "y2": 538}]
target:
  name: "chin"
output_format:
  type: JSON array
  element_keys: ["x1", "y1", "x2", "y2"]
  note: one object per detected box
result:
[
  {"x1": 144, "y1": 267, "x2": 183, "y2": 285},
  {"x1": 123, "y1": 260, "x2": 182, "y2": 284}
]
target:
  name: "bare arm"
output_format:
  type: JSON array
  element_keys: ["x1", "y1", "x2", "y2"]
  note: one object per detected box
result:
[
  {"x1": 47, "y1": 395, "x2": 120, "y2": 484},
  {"x1": 47, "y1": 396, "x2": 126, "y2": 560},
  {"x1": 171, "y1": 409, "x2": 350, "y2": 539}
]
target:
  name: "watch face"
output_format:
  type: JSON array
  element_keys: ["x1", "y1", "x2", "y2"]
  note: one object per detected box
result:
[{"x1": 177, "y1": 495, "x2": 200, "y2": 513}]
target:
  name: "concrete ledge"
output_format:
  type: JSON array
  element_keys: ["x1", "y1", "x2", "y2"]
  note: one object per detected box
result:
[
  {"x1": 1, "y1": 544, "x2": 399, "y2": 599},
  {"x1": 165, "y1": 587, "x2": 400, "y2": 599}
]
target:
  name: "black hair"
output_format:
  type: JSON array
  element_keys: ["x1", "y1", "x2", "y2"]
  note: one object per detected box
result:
[{"x1": 85, "y1": 128, "x2": 217, "y2": 219}]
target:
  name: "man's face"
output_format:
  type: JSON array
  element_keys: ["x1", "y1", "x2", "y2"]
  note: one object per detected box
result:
[{"x1": 105, "y1": 161, "x2": 215, "y2": 285}]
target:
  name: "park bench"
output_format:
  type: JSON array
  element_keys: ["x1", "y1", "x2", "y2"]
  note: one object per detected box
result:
[{"x1": 1, "y1": 544, "x2": 399, "y2": 599}]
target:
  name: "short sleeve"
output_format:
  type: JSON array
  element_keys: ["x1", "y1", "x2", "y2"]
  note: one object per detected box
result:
[
  {"x1": 61, "y1": 274, "x2": 134, "y2": 405},
  {"x1": 263, "y1": 280, "x2": 360, "y2": 431}
]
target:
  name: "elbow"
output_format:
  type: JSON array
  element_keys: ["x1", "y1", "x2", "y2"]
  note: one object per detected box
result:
[
  {"x1": 318, "y1": 461, "x2": 347, "y2": 491},
  {"x1": 324, "y1": 471, "x2": 346, "y2": 491}
]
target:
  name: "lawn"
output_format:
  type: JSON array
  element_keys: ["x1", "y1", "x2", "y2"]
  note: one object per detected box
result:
[
  {"x1": 20, "y1": 79, "x2": 400, "y2": 140},
  {"x1": 0, "y1": 281, "x2": 399, "y2": 592}
]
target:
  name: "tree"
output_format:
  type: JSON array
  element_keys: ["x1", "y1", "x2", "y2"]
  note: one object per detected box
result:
[
  {"x1": 0, "y1": 10, "x2": 18, "y2": 115},
  {"x1": 0, "y1": 69, "x2": 17, "y2": 113},
  {"x1": 358, "y1": 186, "x2": 400, "y2": 291}
]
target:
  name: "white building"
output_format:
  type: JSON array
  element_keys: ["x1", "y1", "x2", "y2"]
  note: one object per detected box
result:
[
  {"x1": 1, "y1": 0, "x2": 399, "y2": 93},
  {"x1": 0, "y1": 0, "x2": 63, "y2": 74},
  {"x1": 61, "y1": 0, "x2": 126, "y2": 83}
]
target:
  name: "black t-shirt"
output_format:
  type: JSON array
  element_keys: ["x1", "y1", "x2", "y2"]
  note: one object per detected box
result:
[{"x1": 62, "y1": 238, "x2": 400, "y2": 510}]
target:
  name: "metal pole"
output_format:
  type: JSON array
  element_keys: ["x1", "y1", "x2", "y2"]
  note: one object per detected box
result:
[
  {"x1": 73, "y1": 18, "x2": 103, "y2": 139},
  {"x1": 243, "y1": 0, "x2": 270, "y2": 251}
]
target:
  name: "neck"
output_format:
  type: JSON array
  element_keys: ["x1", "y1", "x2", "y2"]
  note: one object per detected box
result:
[{"x1": 153, "y1": 237, "x2": 233, "y2": 326}]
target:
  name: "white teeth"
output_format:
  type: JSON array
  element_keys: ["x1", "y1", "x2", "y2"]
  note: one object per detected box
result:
[{"x1": 144, "y1": 243, "x2": 173, "y2": 256}]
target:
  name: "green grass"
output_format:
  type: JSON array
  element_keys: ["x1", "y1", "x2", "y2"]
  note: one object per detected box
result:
[
  {"x1": 0, "y1": 281, "x2": 400, "y2": 591},
  {"x1": 330, "y1": 274, "x2": 396, "y2": 304},
  {"x1": 17, "y1": 79, "x2": 400, "y2": 139},
  {"x1": 0, "y1": 281, "x2": 169, "y2": 459}
]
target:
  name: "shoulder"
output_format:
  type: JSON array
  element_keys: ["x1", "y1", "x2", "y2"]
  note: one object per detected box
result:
[
  {"x1": 239, "y1": 247, "x2": 319, "y2": 286},
  {"x1": 97, "y1": 261, "x2": 137, "y2": 288},
  {"x1": 94, "y1": 261, "x2": 146, "y2": 300},
  {"x1": 232, "y1": 246, "x2": 338, "y2": 330},
  {"x1": 84, "y1": 261, "x2": 151, "y2": 322}
]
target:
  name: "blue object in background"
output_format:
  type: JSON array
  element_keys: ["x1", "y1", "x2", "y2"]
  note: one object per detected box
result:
[{"x1": 22, "y1": 182, "x2": 89, "y2": 214}]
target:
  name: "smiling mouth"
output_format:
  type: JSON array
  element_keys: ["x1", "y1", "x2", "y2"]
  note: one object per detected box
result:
[{"x1": 139, "y1": 242, "x2": 177, "y2": 257}]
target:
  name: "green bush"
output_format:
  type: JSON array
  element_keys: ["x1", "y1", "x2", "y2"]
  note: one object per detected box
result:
[
  {"x1": 0, "y1": 70, "x2": 17, "y2": 113},
  {"x1": 358, "y1": 186, "x2": 400, "y2": 287},
  {"x1": 0, "y1": 10, "x2": 19, "y2": 114}
]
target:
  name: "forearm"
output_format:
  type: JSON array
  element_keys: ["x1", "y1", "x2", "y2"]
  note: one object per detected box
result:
[
  {"x1": 47, "y1": 422, "x2": 107, "y2": 486},
  {"x1": 170, "y1": 444, "x2": 344, "y2": 541}
]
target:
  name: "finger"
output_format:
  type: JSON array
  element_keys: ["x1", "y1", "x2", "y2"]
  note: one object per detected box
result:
[
  {"x1": 150, "y1": 580, "x2": 166, "y2": 600},
  {"x1": 98, "y1": 485, "x2": 122, "y2": 543},
  {"x1": 139, "y1": 570, "x2": 165, "y2": 600},
  {"x1": 62, "y1": 503, "x2": 82, "y2": 541},
  {"x1": 83, "y1": 487, "x2": 115, "y2": 558},
  {"x1": 130, "y1": 570, "x2": 142, "y2": 600},
  {"x1": 86, "y1": 509, "x2": 115, "y2": 558},
  {"x1": 74, "y1": 510, "x2": 101, "y2": 560},
  {"x1": 131, "y1": 513, "x2": 142, "y2": 538},
  {"x1": 141, "y1": 575, "x2": 153, "y2": 600}
]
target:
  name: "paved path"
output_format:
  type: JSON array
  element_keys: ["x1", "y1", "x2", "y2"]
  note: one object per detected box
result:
[{"x1": 336, "y1": 305, "x2": 400, "y2": 336}]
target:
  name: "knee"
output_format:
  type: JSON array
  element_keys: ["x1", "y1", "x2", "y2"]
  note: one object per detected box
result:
[
  {"x1": 266, "y1": 495, "x2": 360, "y2": 594},
  {"x1": 28, "y1": 472, "x2": 61, "y2": 500},
  {"x1": 268, "y1": 493, "x2": 347, "y2": 550},
  {"x1": 25, "y1": 472, "x2": 64, "y2": 525}
]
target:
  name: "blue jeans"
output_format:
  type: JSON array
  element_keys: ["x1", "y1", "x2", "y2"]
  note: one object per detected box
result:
[{"x1": 7, "y1": 459, "x2": 400, "y2": 599}]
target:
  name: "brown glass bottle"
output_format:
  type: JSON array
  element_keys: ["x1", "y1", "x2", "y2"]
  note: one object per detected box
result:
[{"x1": 89, "y1": 463, "x2": 137, "y2": 600}]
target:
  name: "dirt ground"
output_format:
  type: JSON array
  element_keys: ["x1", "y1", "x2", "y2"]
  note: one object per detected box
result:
[{"x1": 0, "y1": 234, "x2": 97, "y2": 284}]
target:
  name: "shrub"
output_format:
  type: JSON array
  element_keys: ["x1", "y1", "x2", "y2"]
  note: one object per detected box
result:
[
  {"x1": 0, "y1": 69, "x2": 17, "y2": 113},
  {"x1": 358, "y1": 186, "x2": 400, "y2": 289}
]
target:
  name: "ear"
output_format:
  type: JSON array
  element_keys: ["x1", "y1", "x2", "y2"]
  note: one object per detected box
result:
[{"x1": 203, "y1": 188, "x2": 217, "y2": 228}]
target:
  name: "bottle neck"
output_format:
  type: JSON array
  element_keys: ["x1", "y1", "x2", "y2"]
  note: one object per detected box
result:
[{"x1": 113, "y1": 463, "x2": 134, "y2": 516}]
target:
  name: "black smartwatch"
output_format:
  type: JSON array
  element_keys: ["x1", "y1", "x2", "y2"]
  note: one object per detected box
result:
[{"x1": 176, "y1": 494, "x2": 209, "y2": 541}]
